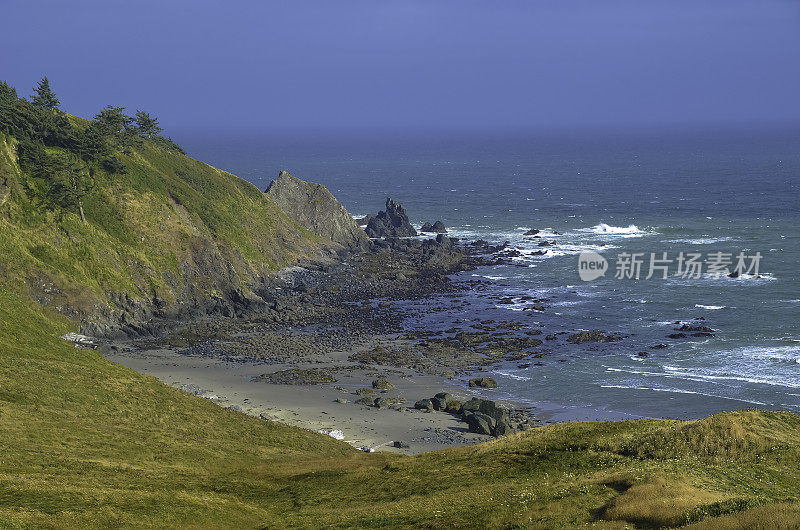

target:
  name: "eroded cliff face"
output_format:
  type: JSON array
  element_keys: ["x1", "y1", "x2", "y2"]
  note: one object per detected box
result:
[{"x1": 265, "y1": 170, "x2": 371, "y2": 252}]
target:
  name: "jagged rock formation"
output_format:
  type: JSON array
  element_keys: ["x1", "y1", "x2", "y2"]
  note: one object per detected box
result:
[
  {"x1": 265, "y1": 170, "x2": 371, "y2": 251},
  {"x1": 365, "y1": 198, "x2": 417, "y2": 238},
  {"x1": 420, "y1": 220, "x2": 447, "y2": 234}
]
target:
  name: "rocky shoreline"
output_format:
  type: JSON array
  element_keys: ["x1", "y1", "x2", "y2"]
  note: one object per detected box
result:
[
  {"x1": 103, "y1": 221, "x2": 545, "y2": 452},
  {"x1": 86, "y1": 174, "x2": 724, "y2": 453}
]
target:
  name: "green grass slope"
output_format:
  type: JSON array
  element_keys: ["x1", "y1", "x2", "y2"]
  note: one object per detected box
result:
[
  {"x1": 0, "y1": 128, "x2": 322, "y2": 330},
  {"x1": 1, "y1": 291, "x2": 798, "y2": 528}
]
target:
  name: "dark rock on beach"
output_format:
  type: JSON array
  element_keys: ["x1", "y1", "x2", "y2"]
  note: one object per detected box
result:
[
  {"x1": 255, "y1": 368, "x2": 336, "y2": 385},
  {"x1": 464, "y1": 412, "x2": 494, "y2": 435},
  {"x1": 414, "y1": 399, "x2": 434, "y2": 412},
  {"x1": 373, "y1": 397, "x2": 391, "y2": 409},
  {"x1": 469, "y1": 377, "x2": 498, "y2": 389},
  {"x1": 461, "y1": 398, "x2": 514, "y2": 437},
  {"x1": 434, "y1": 392, "x2": 453, "y2": 402},
  {"x1": 431, "y1": 396, "x2": 447, "y2": 411},
  {"x1": 445, "y1": 400, "x2": 463, "y2": 414},
  {"x1": 372, "y1": 378, "x2": 395, "y2": 390}
]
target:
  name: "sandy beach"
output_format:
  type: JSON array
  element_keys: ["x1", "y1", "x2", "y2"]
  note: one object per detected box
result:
[{"x1": 106, "y1": 340, "x2": 518, "y2": 454}]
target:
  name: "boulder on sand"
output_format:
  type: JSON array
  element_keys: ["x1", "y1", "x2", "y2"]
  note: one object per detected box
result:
[
  {"x1": 493, "y1": 418, "x2": 512, "y2": 436},
  {"x1": 461, "y1": 398, "x2": 513, "y2": 437},
  {"x1": 373, "y1": 397, "x2": 390, "y2": 409},
  {"x1": 372, "y1": 378, "x2": 395, "y2": 390},
  {"x1": 414, "y1": 399, "x2": 434, "y2": 412},
  {"x1": 445, "y1": 400, "x2": 463, "y2": 414},
  {"x1": 434, "y1": 392, "x2": 453, "y2": 402},
  {"x1": 464, "y1": 412, "x2": 495, "y2": 435},
  {"x1": 431, "y1": 396, "x2": 447, "y2": 411}
]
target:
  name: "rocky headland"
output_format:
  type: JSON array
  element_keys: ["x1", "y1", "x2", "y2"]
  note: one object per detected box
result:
[
  {"x1": 98, "y1": 171, "x2": 548, "y2": 452},
  {"x1": 81, "y1": 169, "x2": 716, "y2": 452}
]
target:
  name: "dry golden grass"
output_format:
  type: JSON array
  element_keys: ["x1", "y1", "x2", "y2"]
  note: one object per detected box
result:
[
  {"x1": 687, "y1": 502, "x2": 800, "y2": 529},
  {"x1": 602, "y1": 475, "x2": 722, "y2": 527}
]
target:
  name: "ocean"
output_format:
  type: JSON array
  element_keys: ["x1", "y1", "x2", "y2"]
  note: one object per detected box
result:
[{"x1": 177, "y1": 126, "x2": 800, "y2": 421}]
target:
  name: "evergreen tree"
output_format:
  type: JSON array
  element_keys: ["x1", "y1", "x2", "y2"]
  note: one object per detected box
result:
[
  {"x1": 134, "y1": 110, "x2": 162, "y2": 138},
  {"x1": 93, "y1": 105, "x2": 131, "y2": 137},
  {"x1": 30, "y1": 76, "x2": 60, "y2": 111},
  {"x1": 76, "y1": 122, "x2": 111, "y2": 162},
  {"x1": 48, "y1": 152, "x2": 93, "y2": 225},
  {"x1": 0, "y1": 81, "x2": 18, "y2": 103}
]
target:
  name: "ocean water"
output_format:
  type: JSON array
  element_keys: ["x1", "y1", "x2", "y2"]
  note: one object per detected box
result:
[{"x1": 178, "y1": 127, "x2": 800, "y2": 421}]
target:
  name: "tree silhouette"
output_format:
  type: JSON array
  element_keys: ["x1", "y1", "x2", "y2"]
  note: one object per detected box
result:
[
  {"x1": 134, "y1": 110, "x2": 162, "y2": 138},
  {"x1": 30, "y1": 76, "x2": 60, "y2": 111}
]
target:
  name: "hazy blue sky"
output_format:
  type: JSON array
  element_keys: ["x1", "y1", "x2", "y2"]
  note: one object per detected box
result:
[{"x1": 3, "y1": 0, "x2": 800, "y2": 133}]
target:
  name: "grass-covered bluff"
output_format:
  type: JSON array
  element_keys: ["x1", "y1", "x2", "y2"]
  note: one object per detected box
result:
[
  {"x1": 1, "y1": 80, "x2": 327, "y2": 335},
  {"x1": 1, "y1": 80, "x2": 799, "y2": 528}
]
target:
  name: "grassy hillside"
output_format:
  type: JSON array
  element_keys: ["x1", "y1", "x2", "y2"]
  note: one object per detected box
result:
[
  {"x1": 1, "y1": 292, "x2": 799, "y2": 528},
  {"x1": 0, "y1": 97, "x2": 324, "y2": 332}
]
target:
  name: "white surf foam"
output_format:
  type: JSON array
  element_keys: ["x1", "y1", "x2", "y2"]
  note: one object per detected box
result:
[
  {"x1": 587, "y1": 223, "x2": 644, "y2": 236},
  {"x1": 599, "y1": 384, "x2": 769, "y2": 405},
  {"x1": 606, "y1": 365, "x2": 800, "y2": 389},
  {"x1": 665, "y1": 236, "x2": 737, "y2": 245},
  {"x1": 493, "y1": 370, "x2": 533, "y2": 381},
  {"x1": 735, "y1": 345, "x2": 800, "y2": 365}
]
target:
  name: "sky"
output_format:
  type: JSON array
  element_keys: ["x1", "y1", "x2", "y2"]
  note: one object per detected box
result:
[{"x1": 2, "y1": 0, "x2": 800, "y2": 134}]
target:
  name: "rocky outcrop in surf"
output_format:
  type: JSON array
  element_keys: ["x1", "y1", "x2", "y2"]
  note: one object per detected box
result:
[
  {"x1": 365, "y1": 198, "x2": 417, "y2": 238},
  {"x1": 420, "y1": 220, "x2": 447, "y2": 233}
]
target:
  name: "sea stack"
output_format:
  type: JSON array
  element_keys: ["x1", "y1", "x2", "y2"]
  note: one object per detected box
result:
[{"x1": 364, "y1": 198, "x2": 418, "y2": 238}]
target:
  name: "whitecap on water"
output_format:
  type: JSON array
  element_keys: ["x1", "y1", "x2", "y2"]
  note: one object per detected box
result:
[
  {"x1": 586, "y1": 223, "x2": 645, "y2": 236},
  {"x1": 665, "y1": 236, "x2": 738, "y2": 245},
  {"x1": 599, "y1": 384, "x2": 769, "y2": 406},
  {"x1": 606, "y1": 364, "x2": 800, "y2": 389},
  {"x1": 492, "y1": 370, "x2": 532, "y2": 381}
]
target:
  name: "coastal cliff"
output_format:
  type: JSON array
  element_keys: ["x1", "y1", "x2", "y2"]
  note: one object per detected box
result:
[
  {"x1": 0, "y1": 131, "x2": 351, "y2": 337},
  {"x1": 264, "y1": 170, "x2": 370, "y2": 252}
]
